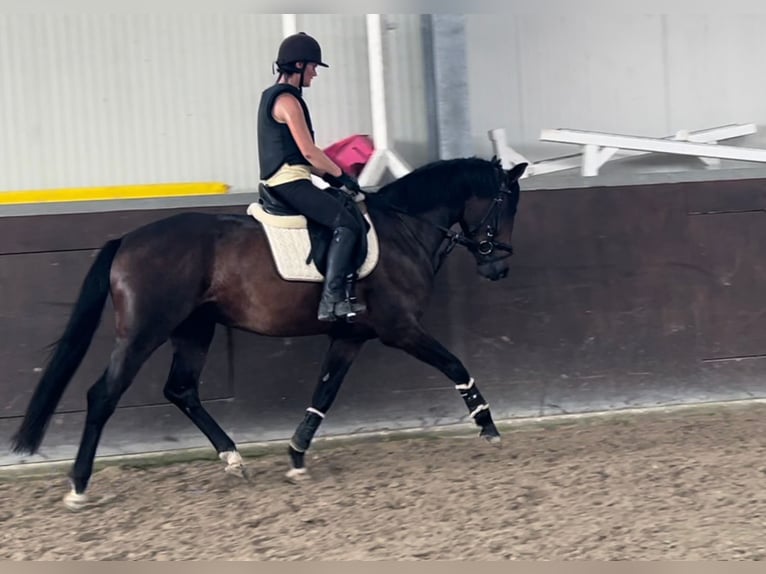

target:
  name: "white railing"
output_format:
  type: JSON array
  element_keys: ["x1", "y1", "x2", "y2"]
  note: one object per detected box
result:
[{"x1": 489, "y1": 123, "x2": 760, "y2": 177}]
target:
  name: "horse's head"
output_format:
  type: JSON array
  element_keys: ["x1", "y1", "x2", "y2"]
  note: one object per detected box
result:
[{"x1": 459, "y1": 159, "x2": 526, "y2": 281}]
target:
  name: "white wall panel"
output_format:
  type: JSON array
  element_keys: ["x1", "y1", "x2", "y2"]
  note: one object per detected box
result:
[
  {"x1": 0, "y1": 14, "x2": 284, "y2": 192},
  {"x1": 0, "y1": 13, "x2": 432, "y2": 194},
  {"x1": 10, "y1": 12, "x2": 765, "y2": 194},
  {"x1": 467, "y1": 14, "x2": 669, "y2": 159},
  {"x1": 465, "y1": 16, "x2": 525, "y2": 157},
  {"x1": 289, "y1": 14, "x2": 430, "y2": 167},
  {"x1": 665, "y1": 15, "x2": 766, "y2": 130},
  {"x1": 291, "y1": 14, "x2": 373, "y2": 149},
  {"x1": 467, "y1": 12, "x2": 766, "y2": 161},
  {"x1": 383, "y1": 14, "x2": 432, "y2": 167}
]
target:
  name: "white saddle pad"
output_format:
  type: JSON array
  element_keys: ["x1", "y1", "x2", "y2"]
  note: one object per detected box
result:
[{"x1": 246, "y1": 201, "x2": 380, "y2": 282}]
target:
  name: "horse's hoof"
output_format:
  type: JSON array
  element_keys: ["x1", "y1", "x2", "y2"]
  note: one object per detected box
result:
[
  {"x1": 480, "y1": 431, "x2": 502, "y2": 447},
  {"x1": 285, "y1": 467, "x2": 310, "y2": 483},
  {"x1": 62, "y1": 491, "x2": 117, "y2": 511},
  {"x1": 63, "y1": 490, "x2": 90, "y2": 511},
  {"x1": 220, "y1": 451, "x2": 247, "y2": 479},
  {"x1": 225, "y1": 463, "x2": 248, "y2": 480}
]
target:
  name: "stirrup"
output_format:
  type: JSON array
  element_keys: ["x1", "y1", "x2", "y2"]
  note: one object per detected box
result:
[
  {"x1": 334, "y1": 299, "x2": 366, "y2": 321},
  {"x1": 317, "y1": 298, "x2": 366, "y2": 323},
  {"x1": 340, "y1": 273, "x2": 365, "y2": 320}
]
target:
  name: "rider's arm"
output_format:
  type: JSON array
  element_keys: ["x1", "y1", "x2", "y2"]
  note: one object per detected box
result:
[{"x1": 272, "y1": 93, "x2": 343, "y2": 178}]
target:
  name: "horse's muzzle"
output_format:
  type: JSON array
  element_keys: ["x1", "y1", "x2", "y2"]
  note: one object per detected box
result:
[{"x1": 478, "y1": 261, "x2": 509, "y2": 281}]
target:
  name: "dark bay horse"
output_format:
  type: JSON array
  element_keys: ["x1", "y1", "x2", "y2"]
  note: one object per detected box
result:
[{"x1": 11, "y1": 157, "x2": 527, "y2": 509}]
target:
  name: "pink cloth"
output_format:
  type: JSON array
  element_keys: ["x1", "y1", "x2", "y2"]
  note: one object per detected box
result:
[{"x1": 323, "y1": 134, "x2": 374, "y2": 177}]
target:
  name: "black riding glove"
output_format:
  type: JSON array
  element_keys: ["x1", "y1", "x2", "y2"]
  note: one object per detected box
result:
[
  {"x1": 321, "y1": 172, "x2": 343, "y2": 188},
  {"x1": 337, "y1": 172, "x2": 362, "y2": 193},
  {"x1": 323, "y1": 171, "x2": 362, "y2": 193}
]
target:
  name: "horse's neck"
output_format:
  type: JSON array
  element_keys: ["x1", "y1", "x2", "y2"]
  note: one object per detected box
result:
[{"x1": 399, "y1": 204, "x2": 460, "y2": 262}]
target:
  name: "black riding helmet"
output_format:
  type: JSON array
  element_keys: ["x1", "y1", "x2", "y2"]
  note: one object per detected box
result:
[{"x1": 275, "y1": 32, "x2": 329, "y2": 75}]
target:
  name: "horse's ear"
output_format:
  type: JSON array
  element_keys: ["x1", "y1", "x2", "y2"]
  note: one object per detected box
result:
[{"x1": 507, "y1": 162, "x2": 528, "y2": 182}]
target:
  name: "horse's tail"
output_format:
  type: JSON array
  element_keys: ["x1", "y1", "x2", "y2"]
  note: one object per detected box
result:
[{"x1": 11, "y1": 238, "x2": 123, "y2": 455}]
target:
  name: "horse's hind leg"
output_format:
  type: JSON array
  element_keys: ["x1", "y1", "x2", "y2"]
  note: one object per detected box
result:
[
  {"x1": 163, "y1": 312, "x2": 244, "y2": 477},
  {"x1": 65, "y1": 332, "x2": 167, "y2": 510},
  {"x1": 380, "y1": 323, "x2": 501, "y2": 443},
  {"x1": 287, "y1": 336, "x2": 366, "y2": 481}
]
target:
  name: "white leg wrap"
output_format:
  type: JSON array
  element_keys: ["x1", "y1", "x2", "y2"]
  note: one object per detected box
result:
[
  {"x1": 470, "y1": 403, "x2": 489, "y2": 418},
  {"x1": 306, "y1": 407, "x2": 325, "y2": 419},
  {"x1": 455, "y1": 377, "x2": 475, "y2": 391},
  {"x1": 289, "y1": 440, "x2": 305, "y2": 453}
]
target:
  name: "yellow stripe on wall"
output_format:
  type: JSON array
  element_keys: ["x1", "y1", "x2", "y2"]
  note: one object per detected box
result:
[{"x1": 0, "y1": 182, "x2": 229, "y2": 205}]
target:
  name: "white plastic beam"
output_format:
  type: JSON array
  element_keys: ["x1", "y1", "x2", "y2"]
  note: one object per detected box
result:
[
  {"x1": 680, "y1": 123, "x2": 756, "y2": 142},
  {"x1": 540, "y1": 128, "x2": 766, "y2": 163},
  {"x1": 488, "y1": 127, "x2": 531, "y2": 170},
  {"x1": 491, "y1": 124, "x2": 758, "y2": 177}
]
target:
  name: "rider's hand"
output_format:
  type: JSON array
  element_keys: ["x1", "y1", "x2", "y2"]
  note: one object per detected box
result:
[
  {"x1": 321, "y1": 172, "x2": 344, "y2": 188},
  {"x1": 337, "y1": 172, "x2": 362, "y2": 193}
]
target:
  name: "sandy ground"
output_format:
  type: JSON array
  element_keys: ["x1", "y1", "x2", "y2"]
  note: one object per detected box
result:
[{"x1": 3, "y1": 401, "x2": 766, "y2": 560}]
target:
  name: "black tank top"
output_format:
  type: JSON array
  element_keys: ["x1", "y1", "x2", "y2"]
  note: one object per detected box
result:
[{"x1": 257, "y1": 84, "x2": 315, "y2": 180}]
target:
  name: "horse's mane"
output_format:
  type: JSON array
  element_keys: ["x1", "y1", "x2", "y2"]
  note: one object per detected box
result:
[{"x1": 367, "y1": 157, "x2": 502, "y2": 214}]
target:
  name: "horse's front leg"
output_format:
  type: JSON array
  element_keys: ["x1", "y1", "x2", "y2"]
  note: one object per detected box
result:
[
  {"x1": 286, "y1": 335, "x2": 367, "y2": 481},
  {"x1": 380, "y1": 323, "x2": 501, "y2": 443}
]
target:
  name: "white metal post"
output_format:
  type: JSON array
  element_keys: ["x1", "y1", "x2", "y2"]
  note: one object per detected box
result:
[
  {"x1": 366, "y1": 13, "x2": 389, "y2": 152},
  {"x1": 358, "y1": 14, "x2": 411, "y2": 187},
  {"x1": 282, "y1": 14, "x2": 297, "y2": 37}
]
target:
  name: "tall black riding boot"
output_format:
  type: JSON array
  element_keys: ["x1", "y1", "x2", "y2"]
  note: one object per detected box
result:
[{"x1": 317, "y1": 227, "x2": 367, "y2": 322}]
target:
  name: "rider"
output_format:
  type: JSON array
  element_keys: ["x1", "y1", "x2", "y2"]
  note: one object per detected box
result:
[{"x1": 257, "y1": 32, "x2": 367, "y2": 322}]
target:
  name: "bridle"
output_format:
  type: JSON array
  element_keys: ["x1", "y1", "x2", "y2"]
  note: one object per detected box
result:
[
  {"x1": 374, "y1": 172, "x2": 516, "y2": 273},
  {"x1": 457, "y1": 180, "x2": 516, "y2": 262}
]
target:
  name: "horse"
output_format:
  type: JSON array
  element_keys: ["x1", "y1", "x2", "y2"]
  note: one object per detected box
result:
[{"x1": 11, "y1": 156, "x2": 527, "y2": 510}]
